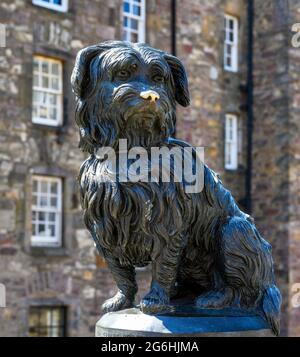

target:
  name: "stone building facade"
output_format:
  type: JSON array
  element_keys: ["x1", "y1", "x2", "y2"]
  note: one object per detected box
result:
[{"x1": 0, "y1": 0, "x2": 299, "y2": 336}]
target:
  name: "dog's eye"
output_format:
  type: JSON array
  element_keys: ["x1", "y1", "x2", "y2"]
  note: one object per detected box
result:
[
  {"x1": 116, "y1": 70, "x2": 131, "y2": 80},
  {"x1": 152, "y1": 75, "x2": 165, "y2": 83}
]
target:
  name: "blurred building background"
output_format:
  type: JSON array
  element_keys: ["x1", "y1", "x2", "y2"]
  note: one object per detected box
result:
[{"x1": 0, "y1": 0, "x2": 299, "y2": 336}]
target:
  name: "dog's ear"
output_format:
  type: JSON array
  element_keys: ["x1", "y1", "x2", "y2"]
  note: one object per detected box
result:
[
  {"x1": 71, "y1": 45, "x2": 103, "y2": 98},
  {"x1": 164, "y1": 54, "x2": 190, "y2": 107}
]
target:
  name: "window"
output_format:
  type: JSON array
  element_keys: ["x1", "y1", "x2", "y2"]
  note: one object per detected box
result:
[
  {"x1": 224, "y1": 14, "x2": 238, "y2": 72},
  {"x1": 32, "y1": 56, "x2": 63, "y2": 126},
  {"x1": 32, "y1": 0, "x2": 68, "y2": 12},
  {"x1": 29, "y1": 306, "x2": 67, "y2": 337},
  {"x1": 31, "y1": 176, "x2": 62, "y2": 247},
  {"x1": 122, "y1": 0, "x2": 146, "y2": 42},
  {"x1": 225, "y1": 114, "x2": 238, "y2": 170}
]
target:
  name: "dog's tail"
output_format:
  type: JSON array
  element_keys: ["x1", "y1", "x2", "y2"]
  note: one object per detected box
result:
[{"x1": 261, "y1": 284, "x2": 282, "y2": 336}]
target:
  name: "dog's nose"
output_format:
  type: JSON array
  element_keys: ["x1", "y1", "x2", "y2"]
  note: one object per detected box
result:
[{"x1": 140, "y1": 90, "x2": 160, "y2": 103}]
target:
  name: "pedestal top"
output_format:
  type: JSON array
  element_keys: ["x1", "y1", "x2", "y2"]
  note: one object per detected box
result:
[{"x1": 96, "y1": 307, "x2": 274, "y2": 337}]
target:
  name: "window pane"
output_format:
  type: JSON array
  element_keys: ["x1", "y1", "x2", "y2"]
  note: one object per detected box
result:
[
  {"x1": 49, "y1": 224, "x2": 55, "y2": 237},
  {"x1": 50, "y1": 107, "x2": 57, "y2": 120},
  {"x1": 51, "y1": 77, "x2": 59, "y2": 90},
  {"x1": 38, "y1": 211, "x2": 46, "y2": 221},
  {"x1": 48, "y1": 212, "x2": 55, "y2": 222},
  {"x1": 131, "y1": 19, "x2": 138, "y2": 30},
  {"x1": 52, "y1": 308, "x2": 62, "y2": 325},
  {"x1": 42, "y1": 76, "x2": 49, "y2": 88},
  {"x1": 123, "y1": 1, "x2": 130, "y2": 13},
  {"x1": 52, "y1": 63, "x2": 59, "y2": 75},
  {"x1": 50, "y1": 182, "x2": 58, "y2": 194},
  {"x1": 39, "y1": 106, "x2": 48, "y2": 118},
  {"x1": 42, "y1": 61, "x2": 49, "y2": 73},
  {"x1": 38, "y1": 224, "x2": 46, "y2": 235},
  {"x1": 40, "y1": 195, "x2": 48, "y2": 207},
  {"x1": 49, "y1": 94, "x2": 57, "y2": 105},
  {"x1": 226, "y1": 56, "x2": 231, "y2": 67},
  {"x1": 50, "y1": 196, "x2": 57, "y2": 207},
  {"x1": 41, "y1": 181, "x2": 48, "y2": 193},
  {"x1": 123, "y1": 16, "x2": 128, "y2": 28},
  {"x1": 133, "y1": 5, "x2": 140, "y2": 16}
]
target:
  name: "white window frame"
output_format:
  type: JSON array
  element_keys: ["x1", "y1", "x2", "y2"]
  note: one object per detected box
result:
[
  {"x1": 31, "y1": 176, "x2": 62, "y2": 247},
  {"x1": 32, "y1": 0, "x2": 68, "y2": 12},
  {"x1": 224, "y1": 14, "x2": 238, "y2": 72},
  {"x1": 225, "y1": 114, "x2": 238, "y2": 170},
  {"x1": 32, "y1": 56, "x2": 63, "y2": 127},
  {"x1": 122, "y1": 0, "x2": 146, "y2": 42}
]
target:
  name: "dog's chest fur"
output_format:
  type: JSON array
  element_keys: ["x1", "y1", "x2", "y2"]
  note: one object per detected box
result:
[
  {"x1": 79, "y1": 147, "x2": 235, "y2": 267},
  {"x1": 79, "y1": 154, "x2": 200, "y2": 266}
]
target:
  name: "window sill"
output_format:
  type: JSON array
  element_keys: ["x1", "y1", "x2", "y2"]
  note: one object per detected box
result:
[
  {"x1": 224, "y1": 164, "x2": 246, "y2": 174},
  {"x1": 31, "y1": 1, "x2": 69, "y2": 14},
  {"x1": 29, "y1": 246, "x2": 70, "y2": 257},
  {"x1": 31, "y1": 122, "x2": 67, "y2": 134}
]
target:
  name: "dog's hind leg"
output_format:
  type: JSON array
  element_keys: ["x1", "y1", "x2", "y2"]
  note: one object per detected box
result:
[
  {"x1": 101, "y1": 255, "x2": 138, "y2": 313},
  {"x1": 196, "y1": 216, "x2": 281, "y2": 335}
]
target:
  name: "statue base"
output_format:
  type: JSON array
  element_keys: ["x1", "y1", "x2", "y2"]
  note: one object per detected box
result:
[{"x1": 95, "y1": 307, "x2": 274, "y2": 337}]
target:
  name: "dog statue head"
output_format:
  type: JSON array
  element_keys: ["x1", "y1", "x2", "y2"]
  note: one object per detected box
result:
[{"x1": 71, "y1": 41, "x2": 190, "y2": 152}]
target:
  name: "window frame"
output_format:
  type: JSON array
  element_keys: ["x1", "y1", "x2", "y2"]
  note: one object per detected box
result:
[
  {"x1": 32, "y1": 0, "x2": 68, "y2": 13},
  {"x1": 31, "y1": 175, "x2": 63, "y2": 248},
  {"x1": 122, "y1": 0, "x2": 146, "y2": 42},
  {"x1": 225, "y1": 114, "x2": 238, "y2": 170},
  {"x1": 224, "y1": 14, "x2": 238, "y2": 72},
  {"x1": 28, "y1": 306, "x2": 67, "y2": 337},
  {"x1": 32, "y1": 55, "x2": 63, "y2": 127}
]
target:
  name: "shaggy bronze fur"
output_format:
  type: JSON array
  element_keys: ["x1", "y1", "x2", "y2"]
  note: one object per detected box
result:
[{"x1": 71, "y1": 41, "x2": 281, "y2": 335}]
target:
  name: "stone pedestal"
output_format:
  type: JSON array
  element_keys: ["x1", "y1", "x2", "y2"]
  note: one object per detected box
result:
[{"x1": 95, "y1": 307, "x2": 274, "y2": 337}]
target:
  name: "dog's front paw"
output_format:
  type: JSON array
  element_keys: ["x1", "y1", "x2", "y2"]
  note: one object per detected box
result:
[
  {"x1": 140, "y1": 282, "x2": 173, "y2": 314},
  {"x1": 102, "y1": 291, "x2": 134, "y2": 313}
]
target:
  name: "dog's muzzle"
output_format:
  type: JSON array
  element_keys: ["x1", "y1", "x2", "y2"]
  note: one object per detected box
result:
[{"x1": 140, "y1": 90, "x2": 160, "y2": 103}]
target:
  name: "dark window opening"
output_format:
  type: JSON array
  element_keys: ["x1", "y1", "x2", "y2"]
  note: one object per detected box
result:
[{"x1": 29, "y1": 306, "x2": 67, "y2": 337}]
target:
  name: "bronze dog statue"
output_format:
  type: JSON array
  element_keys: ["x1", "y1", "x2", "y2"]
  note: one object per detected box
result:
[{"x1": 71, "y1": 41, "x2": 281, "y2": 335}]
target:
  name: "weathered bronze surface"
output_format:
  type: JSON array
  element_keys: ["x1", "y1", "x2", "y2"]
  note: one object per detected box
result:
[{"x1": 71, "y1": 41, "x2": 281, "y2": 335}]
